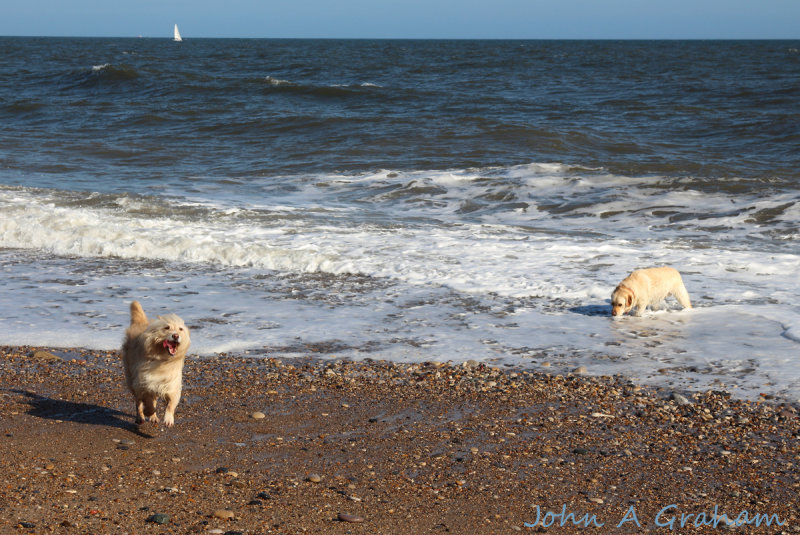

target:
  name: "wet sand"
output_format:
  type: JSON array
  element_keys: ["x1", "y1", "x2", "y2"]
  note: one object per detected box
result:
[{"x1": 1, "y1": 346, "x2": 798, "y2": 534}]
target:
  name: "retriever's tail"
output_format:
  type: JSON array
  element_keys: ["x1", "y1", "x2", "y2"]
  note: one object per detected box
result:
[
  {"x1": 130, "y1": 301, "x2": 149, "y2": 327},
  {"x1": 674, "y1": 279, "x2": 692, "y2": 310}
]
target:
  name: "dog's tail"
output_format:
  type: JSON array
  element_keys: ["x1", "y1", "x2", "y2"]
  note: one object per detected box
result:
[
  {"x1": 130, "y1": 301, "x2": 148, "y2": 327},
  {"x1": 673, "y1": 277, "x2": 693, "y2": 310}
]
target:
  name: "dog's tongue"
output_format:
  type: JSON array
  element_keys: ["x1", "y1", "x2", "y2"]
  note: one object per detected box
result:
[{"x1": 163, "y1": 340, "x2": 177, "y2": 356}]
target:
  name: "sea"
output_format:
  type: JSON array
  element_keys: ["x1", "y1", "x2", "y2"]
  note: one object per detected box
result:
[{"x1": 1, "y1": 37, "x2": 798, "y2": 400}]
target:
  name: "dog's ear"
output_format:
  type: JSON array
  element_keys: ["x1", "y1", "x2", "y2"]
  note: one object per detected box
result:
[{"x1": 626, "y1": 294, "x2": 633, "y2": 307}]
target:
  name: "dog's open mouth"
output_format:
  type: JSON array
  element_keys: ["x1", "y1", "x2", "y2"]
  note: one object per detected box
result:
[{"x1": 163, "y1": 339, "x2": 179, "y2": 356}]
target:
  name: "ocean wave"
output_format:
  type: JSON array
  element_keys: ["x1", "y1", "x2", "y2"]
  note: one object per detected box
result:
[
  {"x1": 58, "y1": 63, "x2": 142, "y2": 91},
  {"x1": 261, "y1": 78, "x2": 385, "y2": 98},
  {"x1": 2, "y1": 99, "x2": 46, "y2": 114},
  {"x1": 293, "y1": 165, "x2": 800, "y2": 248},
  {"x1": 2, "y1": 175, "x2": 799, "y2": 304},
  {"x1": 264, "y1": 76, "x2": 293, "y2": 86},
  {"x1": 3, "y1": 162, "x2": 798, "y2": 253}
]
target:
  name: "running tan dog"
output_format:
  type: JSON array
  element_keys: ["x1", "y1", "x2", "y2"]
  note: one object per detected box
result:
[
  {"x1": 121, "y1": 301, "x2": 190, "y2": 427},
  {"x1": 611, "y1": 267, "x2": 692, "y2": 317}
]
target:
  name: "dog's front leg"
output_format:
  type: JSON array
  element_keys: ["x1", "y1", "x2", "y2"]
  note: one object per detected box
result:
[{"x1": 163, "y1": 391, "x2": 181, "y2": 427}]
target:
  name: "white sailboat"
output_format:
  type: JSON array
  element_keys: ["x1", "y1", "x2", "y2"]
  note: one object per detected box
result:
[{"x1": 173, "y1": 24, "x2": 183, "y2": 42}]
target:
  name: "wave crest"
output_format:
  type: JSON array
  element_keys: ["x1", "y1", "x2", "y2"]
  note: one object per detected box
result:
[{"x1": 60, "y1": 63, "x2": 141, "y2": 91}]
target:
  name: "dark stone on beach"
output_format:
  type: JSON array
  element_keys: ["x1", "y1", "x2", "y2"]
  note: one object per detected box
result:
[
  {"x1": 256, "y1": 491, "x2": 272, "y2": 500},
  {"x1": 146, "y1": 513, "x2": 170, "y2": 525},
  {"x1": 337, "y1": 512, "x2": 365, "y2": 523},
  {"x1": 18, "y1": 521, "x2": 35, "y2": 528},
  {"x1": 572, "y1": 448, "x2": 589, "y2": 455}
]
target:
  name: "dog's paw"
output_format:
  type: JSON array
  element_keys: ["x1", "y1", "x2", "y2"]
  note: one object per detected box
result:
[
  {"x1": 164, "y1": 414, "x2": 175, "y2": 427},
  {"x1": 147, "y1": 414, "x2": 159, "y2": 423}
]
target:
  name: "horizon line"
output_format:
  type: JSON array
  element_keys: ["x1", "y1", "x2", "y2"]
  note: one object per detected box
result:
[{"x1": 2, "y1": 34, "x2": 799, "y2": 41}]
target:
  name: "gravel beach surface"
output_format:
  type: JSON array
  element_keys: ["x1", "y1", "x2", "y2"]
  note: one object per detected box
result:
[{"x1": 1, "y1": 346, "x2": 798, "y2": 534}]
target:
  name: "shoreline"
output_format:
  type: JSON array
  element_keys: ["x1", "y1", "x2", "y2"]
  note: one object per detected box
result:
[{"x1": 1, "y1": 345, "x2": 797, "y2": 533}]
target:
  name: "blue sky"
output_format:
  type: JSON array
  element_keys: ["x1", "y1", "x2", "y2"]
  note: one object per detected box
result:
[{"x1": 2, "y1": 0, "x2": 798, "y2": 39}]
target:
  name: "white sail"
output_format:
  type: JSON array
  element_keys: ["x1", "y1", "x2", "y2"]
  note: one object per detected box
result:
[{"x1": 173, "y1": 24, "x2": 182, "y2": 42}]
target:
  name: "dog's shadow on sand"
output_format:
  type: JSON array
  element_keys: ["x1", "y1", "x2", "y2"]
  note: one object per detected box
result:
[
  {"x1": 570, "y1": 304, "x2": 610, "y2": 317},
  {"x1": 13, "y1": 390, "x2": 152, "y2": 438}
]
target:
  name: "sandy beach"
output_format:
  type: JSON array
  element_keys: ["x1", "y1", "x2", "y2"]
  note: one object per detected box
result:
[{"x1": 1, "y1": 345, "x2": 797, "y2": 534}]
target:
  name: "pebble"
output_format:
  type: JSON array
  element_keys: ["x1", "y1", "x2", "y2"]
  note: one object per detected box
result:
[
  {"x1": 31, "y1": 350, "x2": 59, "y2": 361},
  {"x1": 146, "y1": 513, "x2": 170, "y2": 525},
  {"x1": 307, "y1": 473, "x2": 322, "y2": 483},
  {"x1": 671, "y1": 393, "x2": 692, "y2": 405},
  {"x1": 573, "y1": 366, "x2": 588, "y2": 374},
  {"x1": 337, "y1": 512, "x2": 365, "y2": 523},
  {"x1": 250, "y1": 411, "x2": 266, "y2": 419},
  {"x1": 213, "y1": 509, "x2": 235, "y2": 520}
]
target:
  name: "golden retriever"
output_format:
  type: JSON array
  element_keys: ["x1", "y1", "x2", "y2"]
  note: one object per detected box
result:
[
  {"x1": 121, "y1": 301, "x2": 190, "y2": 427},
  {"x1": 611, "y1": 267, "x2": 692, "y2": 317}
]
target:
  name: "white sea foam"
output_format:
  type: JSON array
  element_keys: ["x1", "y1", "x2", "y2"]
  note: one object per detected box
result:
[
  {"x1": 264, "y1": 76, "x2": 292, "y2": 86},
  {"x1": 1, "y1": 163, "x2": 798, "y2": 400}
]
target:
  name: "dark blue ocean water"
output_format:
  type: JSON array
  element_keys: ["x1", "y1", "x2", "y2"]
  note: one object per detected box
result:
[
  {"x1": 1, "y1": 38, "x2": 799, "y2": 399},
  {"x1": 2, "y1": 38, "x2": 799, "y2": 188}
]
